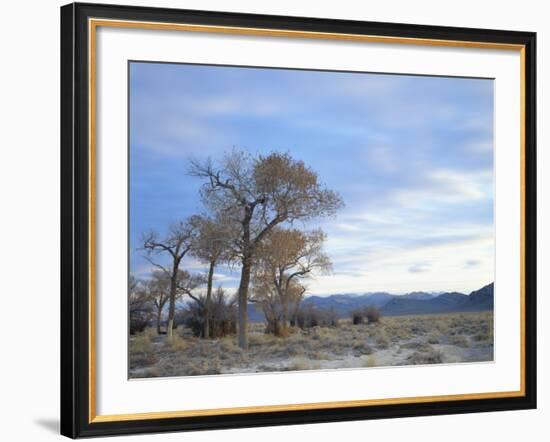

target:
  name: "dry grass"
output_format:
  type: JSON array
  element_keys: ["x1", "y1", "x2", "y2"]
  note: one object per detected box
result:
[
  {"x1": 288, "y1": 357, "x2": 321, "y2": 371},
  {"x1": 129, "y1": 311, "x2": 494, "y2": 377},
  {"x1": 362, "y1": 354, "x2": 377, "y2": 368},
  {"x1": 163, "y1": 334, "x2": 189, "y2": 352},
  {"x1": 407, "y1": 348, "x2": 444, "y2": 365},
  {"x1": 449, "y1": 335, "x2": 470, "y2": 347}
]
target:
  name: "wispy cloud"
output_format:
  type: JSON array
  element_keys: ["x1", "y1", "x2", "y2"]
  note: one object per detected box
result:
[{"x1": 408, "y1": 264, "x2": 431, "y2": 274}]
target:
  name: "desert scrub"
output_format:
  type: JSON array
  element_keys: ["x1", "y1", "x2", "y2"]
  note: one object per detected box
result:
[
  {"x1": 142, "y1": 327, "x2": 158, "y2": 338},
  {"x1": 427, "y1": 332, "x2": 441, "y2": 344},
  {"x1": 288, "y1": 357, "x2": 321, "y2": 371},
  {"x1": 185, "y1": 340, "x2": 212, "y2": 358},
  {"x1": 365, "y1": 307, "x2": 381, "y2": 323},
  {"x1": 218, "y1": 337, "x2": 243, "y2": 354},
  {"x1": 353, "y1": 341, "x2": 374, "y2": 355},
  {"x1": 178, "y1": 359, "x2": 222, "y2": 376},
  {"x1": 407, "y1": 348, "x2": 443, "y2": 365},
  {"x1": 141, "y1": 366, "x2": 161, "y2": 377},
  {"x1": 308, "y1": 350, "x2": 331, "y2": 360},
  {"x1": 131, "y1": 333, "x2": 152, "y2": 353},
  {"x1": 400, "y1": 340, "x2": 432, "y2": 352},
  {"x1": 129, "y1": 334, "x2": 156, "y2": 366},
  {"x1": 163, "y1": 334, "x2": 188, "y2": 352},
  {"x1": 284, "y1": 340, "x2": 308, "y2": 357},
  {"x1": 362, "y1": 354, "x2": 377, "y2": 368},
  {"x1": 473, "y1": 329, "x2": 493, "y2": 343},
  {"x1": 373, "y1": 328, "x2": 390, "y2": 349},
  {"x1": 351, "y1": 309, "x2": 365, "y2": 325},
  {"x1": 449, "y1": 335, "x2": 470, "y2": 347},
  {"x1": 248, "y1": 332, "x2": 279, "y2": 347},
  {"x1": 310, "y1": 326, "x2": 331, "y2": 340}
]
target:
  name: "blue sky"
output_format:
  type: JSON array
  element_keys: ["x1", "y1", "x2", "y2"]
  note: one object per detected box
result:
[{"x1": 129, "y1": 61, "x2": 494, "y2": 295}]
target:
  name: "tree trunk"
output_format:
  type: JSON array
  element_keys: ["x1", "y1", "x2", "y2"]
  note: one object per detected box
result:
[
  {"x1": 237, "y1": 257, "x2": 252, "y2": 349},
  {"x1": 204, "y1": 260, "x2": 215, "y2": 339},
  {"x1": 276, "y1": 283, "x2": 289, "y2": 331},
  {"x1": 156, "y1": 307, "x2": 162, "y2": 335},
  {"x1": 282, "y1": 299, "x2": 289, "y2": 330},
  {"x1": 167, "y1": 271, "x2": 177, "y2": 338}
]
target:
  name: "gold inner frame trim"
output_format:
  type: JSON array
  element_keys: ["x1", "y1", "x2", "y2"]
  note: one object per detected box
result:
[{"x1": 88, "y1": 17, "x2": 527, "y2": 424}]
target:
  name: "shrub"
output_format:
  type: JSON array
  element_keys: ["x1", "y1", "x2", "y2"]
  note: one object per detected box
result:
[
  {"x1": 373, "y1": 329, "x2": 391, "y2": 349},
  {"x1": 183, "y1": 288, "x2": 237, "y2": 338},
  {"x1": 309, "y1": 350, "x2": 330, "y2": 360},
  {"x1": 473, "y1": 329, "x2": 493, "y2": 342},
  {"x1": 351, "y1": 309, "x2": 364, "y2": 325},
  {"x1": 407, "y1": 349, "x2": 443, "y2": 365},
  {"x1": 219, "y1": 338, "x2": 241, "y2": 353},
  {"x1": 351, "y1": 306, "x2": 381, "y2": 325},
  {"x1": 142, "y1": 327, "x2": 157, "y2": 339},
  {"x1": 129, "y1": 334, "x2": 156, "y2": 366},
  {"x1": 353, "y1": 341, "x2": 374, "y2": 355},
  {"x1": 365, "y1": 307, "x2": 381, "y2": 324},
  {"x1": 130, "y1": 334, "x2": 152, "y2": 354},
  {"x1": 400, "y1": 341, "x2": 432, "y2": 351},
  {"x1": 362, "y1": 354, "x2": 377, "y2": 368},
  {"x1": 295, "y1": 305, "x2": 339, "y2": 329},
  {"x1": 449, "y1": 335, "x2": 469, "y2": 347},
  {"x1": 376, "y1": 336, "x2": 390, "y2": 349},
  {"x1": 322, "y1": 307, "x2": 340, "y2": 328},
  {"x1": 288, "y1": 357, "x2": 321, "y2": 371},
  {"x1": 129, "y1": 287, "x2": 154, "y2": 334},
  {"x1": 163, "y1": 334, "x2": 188, "y2": 352}
]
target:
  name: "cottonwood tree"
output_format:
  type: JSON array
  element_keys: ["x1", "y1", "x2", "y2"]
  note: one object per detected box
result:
[
  {"x1": 175, "y1": 269, "x2": 206, "y2": 303},
  {"x1": 252, "y1": 228, "x2": 331, "y2": 335},
  {"x1": 190, "y1": 150, "x2": 343, "y2": 348},
  {"x1": 253, "y1": 277, "x2": 306, "y2": 336},
  {"x1": 189, "y1": 215, "x2": 233, "y2": 338},
  {"x1": 146, "y1": 271, "x2": 170, "y2": 334},
  {"x1": 142, "y1": 220, "x2": 196, "y2": 337},
  {"x1": 184, "y1": 286, "x2": 237, "y2": 338},
  {"x1": 128, "y1": 275, "x2": 153, "y2": 334}
]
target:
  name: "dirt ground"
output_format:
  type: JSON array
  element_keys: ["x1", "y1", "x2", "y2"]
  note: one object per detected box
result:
[{"x1": 129, "y1": 311, "x2": 493, "y2": 378}]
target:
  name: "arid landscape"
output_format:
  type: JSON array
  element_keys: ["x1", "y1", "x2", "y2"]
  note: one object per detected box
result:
[
  {"x1": 129, "y1": 310, "x2": 493, "y2": 378},
  {"x1": 129, "y1": 62, "x2": 495, "y2": 379}
]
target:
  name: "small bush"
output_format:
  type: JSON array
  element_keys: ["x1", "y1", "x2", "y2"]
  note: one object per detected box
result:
[
  {"x1": 365, "y1": 307, "x2": 381, "y2": 324},
  {"x1": 449, "y1": 335, "x2": 470, "y2": 347},
  {"x1": 362, "y1": 354, "x2": 377, "y2": 368},
  {"x1": 219, "y1": 338, "x2": 241, "y2": 353},
  {"x1": 373, "y1": 329, "x2": 391, "y2": 349},
  {"x1": 288, "y1": 357, "x2": 321, "y2": 371},
  {"x1": 295, "y1": 305, "x2": 339, "y2": 329},
  {"x1": 473, "y1": 330, "x2": 493, "y2": 342},
  {"x1": 407, "y1": 349, "x2": 443, "y2": 365},
  {"x1": 309, "y1": 350, "x2": 330, "y2": 360},
  {"x1": 129, "y1": 334, "x2": 156, "y2": 366},
  {"x1": 351, "y1": 307, "x2": 381, "y2": 325},
  {"x1": 163, "y1": 334, "x2": 188, "y2": 352},
  {"x1": 142, "y1": 327, "x2": 157, "y2": 339},
  {"x1": 351, "y1": 309, "x2": 364, "y2": 325},
  {"x1": 129, "y1": 295, "x2": 154, "y2": 334},
  {"x1": 400, "y1": 341, "x2": 432, "y2": 352},
  {"x1": 142, "y1": 366, "x2": 161, "y2": 377},
  {"x1": 353, "y1": 341, "x2": 374, "y2": 355},
  {"x1": 183, "y1": 288, "x2": 237, "y2": 338}
]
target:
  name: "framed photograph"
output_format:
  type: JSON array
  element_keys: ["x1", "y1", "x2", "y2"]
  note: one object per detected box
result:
[{"x1": 60, "y1": 2, "x2": 536, "y2": 438}]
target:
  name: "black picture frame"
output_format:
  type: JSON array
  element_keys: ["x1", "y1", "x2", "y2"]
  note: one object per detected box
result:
[{"x1": 60, "y1": 2, "x2": 537, "y2": 438}]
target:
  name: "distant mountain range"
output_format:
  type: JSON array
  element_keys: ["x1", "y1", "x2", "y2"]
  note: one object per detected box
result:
[{"x1": 248, "y1": 283, "x2": 494, "y2": 321}]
